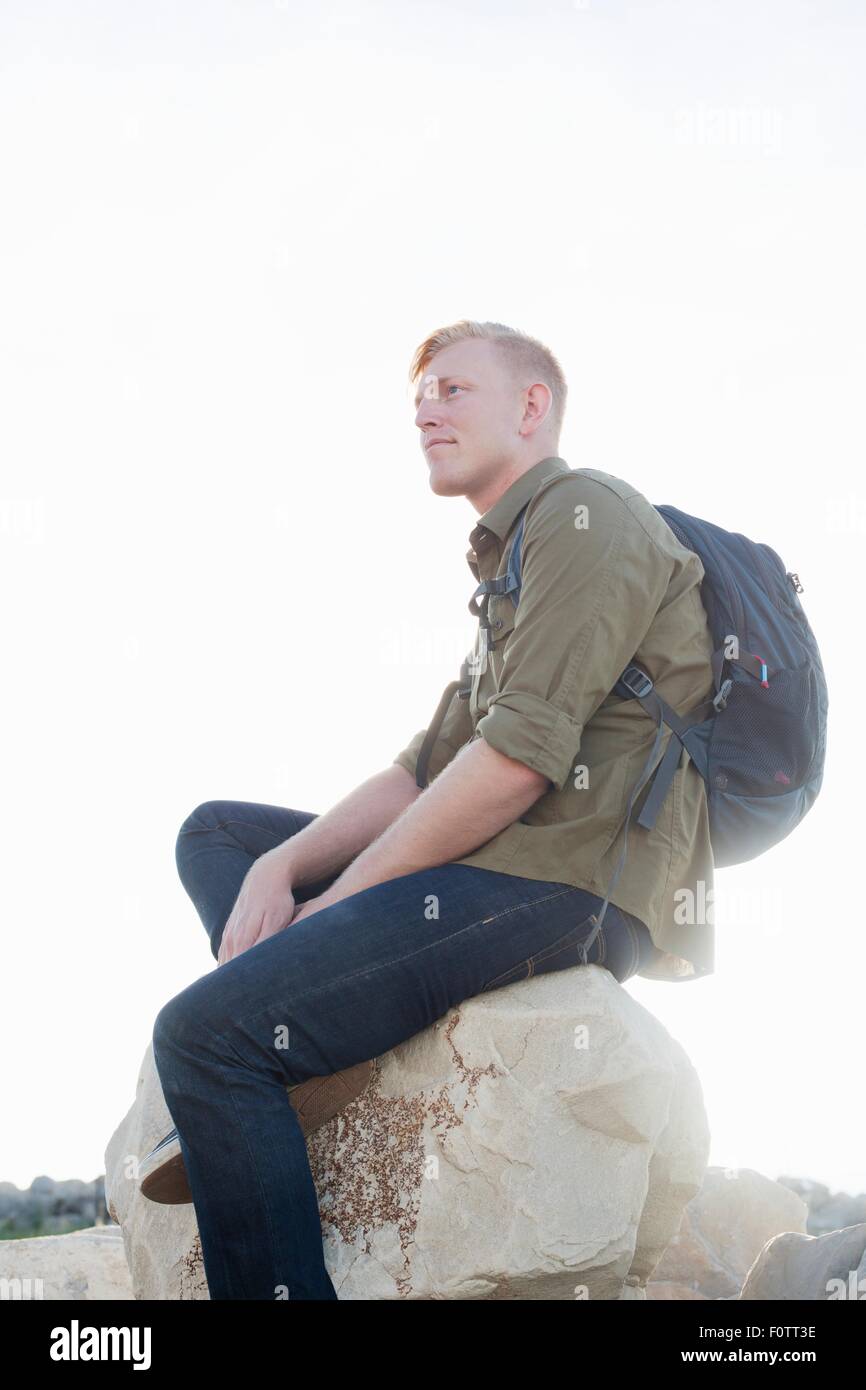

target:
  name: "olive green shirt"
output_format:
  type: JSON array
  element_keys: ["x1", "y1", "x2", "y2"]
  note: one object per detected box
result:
[{"x1": 393, "y1": 457, "x2": 716, "y2": 982}]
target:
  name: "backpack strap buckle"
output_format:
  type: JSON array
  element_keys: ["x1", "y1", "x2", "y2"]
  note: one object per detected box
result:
[{"x1": 618, "y1": 664, "x2": 654, "y2": 699}]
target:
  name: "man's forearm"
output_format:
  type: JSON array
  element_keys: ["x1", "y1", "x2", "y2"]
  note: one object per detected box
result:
[
  {"x1": 320, "y1": 736, "x2": 549, "y2": 904},
  {"x1": 279, "y1": 764, "x2": 423, "y2": 887}
]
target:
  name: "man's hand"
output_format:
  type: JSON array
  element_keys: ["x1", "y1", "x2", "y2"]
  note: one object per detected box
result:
[{"x1": 217, "y1": 846, "x2": 297, "y2": 965}]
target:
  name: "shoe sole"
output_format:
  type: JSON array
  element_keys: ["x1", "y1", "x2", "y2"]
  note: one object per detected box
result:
[{"x1": 139, "y1": 1058, "x2": 375, "y2": 1205}]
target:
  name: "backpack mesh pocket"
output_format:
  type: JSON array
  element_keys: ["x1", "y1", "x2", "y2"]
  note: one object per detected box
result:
[{"x1": 708, "y1": 663, "x2": 821, "y2": 797}]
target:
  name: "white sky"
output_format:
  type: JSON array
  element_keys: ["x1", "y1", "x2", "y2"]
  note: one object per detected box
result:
[{"x1": 1, "y1": 0, "x2": 863, "y2": 1198}]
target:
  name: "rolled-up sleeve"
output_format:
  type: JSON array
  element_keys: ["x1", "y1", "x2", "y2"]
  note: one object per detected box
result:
[{"x1": 475, "y1": 476, "x2": 675, "y2": 792}]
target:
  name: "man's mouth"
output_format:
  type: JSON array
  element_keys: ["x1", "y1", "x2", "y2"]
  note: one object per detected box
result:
[{"x1": 426, "y1": 440, "x2": 455, "y2": 450}]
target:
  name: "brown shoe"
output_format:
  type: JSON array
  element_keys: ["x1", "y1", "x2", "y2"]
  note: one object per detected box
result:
[{"x1": 139, "y1": 1058, "x2": 375, "y2": 1204}]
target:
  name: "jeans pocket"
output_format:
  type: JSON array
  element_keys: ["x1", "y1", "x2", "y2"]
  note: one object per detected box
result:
[{"x1": 481, "y1": 956, "x2": 533, "y2": 993}]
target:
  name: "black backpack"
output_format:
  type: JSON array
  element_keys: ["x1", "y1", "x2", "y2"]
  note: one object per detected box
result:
[{"x1": 415, "y1": 497, "x2": 828, "y2": 963}]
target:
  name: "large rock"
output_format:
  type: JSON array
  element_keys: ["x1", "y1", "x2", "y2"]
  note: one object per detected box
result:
[
  {"x1": 740, "y1": 1223, "x2": 866, "y2": 1300},
  {"x1": 105, "y1": 964, "x2": 709, "y2": 1299},
  {"x1": 647, "y1": 1168, "x2": 808, "y2": 1299},
  {"x1": 0, "y1": 1226, "x2": 133, "y2": 1300}
]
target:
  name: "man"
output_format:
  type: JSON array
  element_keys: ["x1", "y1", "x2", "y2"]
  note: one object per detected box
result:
[{"x1": 147, "y1": 319, "x2": 715, "y2": 1301}]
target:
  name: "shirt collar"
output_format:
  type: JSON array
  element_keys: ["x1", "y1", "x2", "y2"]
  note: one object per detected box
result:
[{"x1": 469, "y1": 456, "x2": 572, "y2": 553}]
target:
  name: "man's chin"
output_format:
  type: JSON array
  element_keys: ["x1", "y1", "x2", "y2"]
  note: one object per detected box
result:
[
  {"x1": 428, "y1": 470, "x2": 466, "y2": 497},
  {"x1": 427, "y1": 459, "x2": 467, "y2": 497}
]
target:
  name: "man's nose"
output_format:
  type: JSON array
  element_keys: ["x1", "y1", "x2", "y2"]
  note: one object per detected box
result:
[{"x1": 415, "y1": 398, "x2": 446, "y2": 431}]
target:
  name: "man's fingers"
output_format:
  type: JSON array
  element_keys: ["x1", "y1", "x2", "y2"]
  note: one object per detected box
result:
[
  {"x1": 218, "y1": 912, "x2": 268, "y2": 964},
  {"x1": 218, "y1": 921, "x2": 239, "y2": 964},
  {"x1": 254, "y1": 909, "x2": 288, "y2": 945}
]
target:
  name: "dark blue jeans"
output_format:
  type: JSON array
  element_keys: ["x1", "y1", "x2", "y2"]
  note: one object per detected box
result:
[{"x1": 152, "y1": 799, "x2": 657, "y2": 1301}]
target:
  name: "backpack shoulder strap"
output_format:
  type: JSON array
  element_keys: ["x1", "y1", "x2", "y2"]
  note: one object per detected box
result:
[{"x1": 414, "y1": 676, "x2": 465, "y2": 789}]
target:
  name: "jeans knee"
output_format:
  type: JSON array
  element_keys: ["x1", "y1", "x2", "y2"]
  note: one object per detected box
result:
[
  {"x1": 153, "y1": 989, "x2": 215, "y2": 1063},
  {"x1": 152, "y1": 996, "x2": 185, "y2": 1055},
  {"x1": 175, "y1": 801, "x2": 220, "y2": 878},
  {"x1": 177, "y1": 800, "x2": 221, "y2": 840}
]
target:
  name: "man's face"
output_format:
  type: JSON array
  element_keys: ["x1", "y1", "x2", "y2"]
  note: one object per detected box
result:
[{"x1": 413, "y1": 339, "x2": 528, "y2": 501}]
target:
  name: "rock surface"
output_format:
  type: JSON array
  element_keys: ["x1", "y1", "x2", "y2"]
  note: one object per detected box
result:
[
  {"x1": 106, "y1": 964, "x2": 710, "y2": 1300},
  {"x1": 739, "y1": 1222, "x2": 866, "y2": 1300},
  {"x1": 647, "y1": 1167, "x2": 808, "y2": 1299},
  {"x1": 0, "y1": 1226, "x2": 133, "y2": 1300}
]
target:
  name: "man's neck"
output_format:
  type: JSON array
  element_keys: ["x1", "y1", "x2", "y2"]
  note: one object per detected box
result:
[{"x1": 468, "y1": 453, "x2": 556, "y2": 514}]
